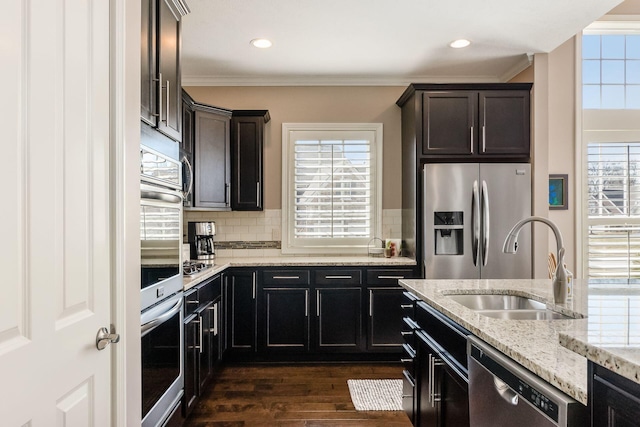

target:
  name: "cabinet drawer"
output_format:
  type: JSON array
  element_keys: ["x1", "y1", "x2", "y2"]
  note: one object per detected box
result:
[
  {"x1": 263, "y1": 270, "x2": 310, "y2": 286},
  {"x1": 184, "y1": 289, "x2": 199, "y2": 317},
  {"x1": 367, "y1": 268, "x2": 415, "y2": 285},
  {"x1": 401, "y1": 343, "x2": 416, "y2": 378},
  {"x1": 315, "y1": 269, "x2": 362, "y2": 285},
  {"x1": 402, "y1": 316, "x2": 419, "y2": 349},
  {"x1": 401, "y1": 291, "x2": 419, "y2": 318}
]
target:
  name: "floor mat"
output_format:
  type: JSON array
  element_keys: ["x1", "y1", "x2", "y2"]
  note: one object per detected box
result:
[{"x1": 347, "y1": 379, "x2": 403, "y2": 411}]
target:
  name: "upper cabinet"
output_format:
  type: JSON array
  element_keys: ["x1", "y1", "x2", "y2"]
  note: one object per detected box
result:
[
  {"x1": 193, "y1": 104, "x2": 233, "y2": 210},
  {"x1": 231, "y1": 111, "x2": 271, "y2": 211},
  {"x1": 398, "y1": 83, "x2": 532, "y2": 161},
  {"x1": 141, "y1": 0, "x2": 189, "y2": 142}
]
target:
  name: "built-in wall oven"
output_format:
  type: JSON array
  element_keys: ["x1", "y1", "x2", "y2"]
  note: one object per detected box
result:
[
  {"x1": 140, "y1": 126, "x2": 185, "y2": 427},
  {"x1": 141, "y1": 291, "x2": 184, "y2": 427}
]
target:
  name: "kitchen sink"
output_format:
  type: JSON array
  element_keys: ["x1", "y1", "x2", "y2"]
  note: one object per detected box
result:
[
  {"x1": 446, "y1": 293, "x2": 574, "y2": 320},
  {"x1": 473, "y1": 309, "x2": 572, "y2": 320},
  {"x1": 446, "y1": 294, "x2": 546, "y2": 311}
]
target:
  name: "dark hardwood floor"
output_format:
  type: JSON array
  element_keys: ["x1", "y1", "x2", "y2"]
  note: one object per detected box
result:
[{"x1": 183, "y1": 363, "x2": 413, "y2": 427}]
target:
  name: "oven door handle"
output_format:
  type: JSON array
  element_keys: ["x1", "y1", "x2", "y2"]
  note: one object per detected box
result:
[
  {"x1": 141, "y1": 298, "x2": 183, "y2": 337},
  {"x1": 141, "y1": 183, "x2": 183, "y2": 204}
]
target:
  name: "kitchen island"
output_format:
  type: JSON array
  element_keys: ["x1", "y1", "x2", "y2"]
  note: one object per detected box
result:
[{"x1": 398, "y1": 278, "x2": 640, "y2": 406}]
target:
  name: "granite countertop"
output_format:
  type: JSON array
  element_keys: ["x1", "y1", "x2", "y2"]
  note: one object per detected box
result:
[
  {"x1": 183, "y1": 255, "x2": 417, "y2": 290},
  {"x1": 399, "y1": 278, "x2": 640, "y2": 405},
  {"x1": 399, "y1": 278, "x2": 592, "y2": 404}
]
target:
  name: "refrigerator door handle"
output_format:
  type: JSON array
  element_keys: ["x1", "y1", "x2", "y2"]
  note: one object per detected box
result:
[
  {"x1": 481, "y1": 180, "x2": 490, "y2": 267},
  {"x1": 472, "y1": 180, "x2": 480, "y2": 266}
]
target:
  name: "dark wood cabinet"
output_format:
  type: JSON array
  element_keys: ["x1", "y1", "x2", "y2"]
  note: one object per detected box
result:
[
  {"x1": 314, "y1": 269, "x2": 364, "y2": 352},
  {"x1": 140, "y1": 0, "x2": 187, "y2": 142},
  {"x1": 231, "y1": 110, "x2": 270, "y2": 211},
  {"x1": 316, "y1": 286, "x2": 363, "y2": 351},
  {"x1": 366, "y1": 268, "x2": 416, "y2": 351},
  {"x1": 590, "y1": 361, "x2": 640, "y2": 427},
  {"x1": 183, "y1": 274, "x2": 222, "y2": 418},
  {"x1": 478, "y1": 91, "x2": 531, "y2": 156},
  {"x1": 260, "y1": 270, "x2": 311, "y2": 353},
  {"x1": 222, "y1": 265, "x2": 412, "y2": 361},
  {"x1": 422, "y1": 91, "x2": 476, "y2": 156},
  {"x1": 368, "y1": 287, "x2": 405, "y2": 350},
  {"x1": 411, "y1": 300, "x2": 470, "y2": 427},
  {"x1": 419, "y1": 86, "x2": 531, "y2": 159},
  {"x1": 193, "y1": 106, "x2": 232, "y2": 209},
  {"x1": 225, "y1": 269, "x2": 257, "y2": 353},
  {"x1": 262, "y1": 287, "x2": 310, "y2": 352}
]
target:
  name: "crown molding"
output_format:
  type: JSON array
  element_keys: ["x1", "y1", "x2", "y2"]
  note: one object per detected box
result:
[
  {"x1": 499, "y1": 53, "x2": 534, "y2": 83},
  {"x1": 181, "y1": 74, "x2": 502, "y2": 87}
]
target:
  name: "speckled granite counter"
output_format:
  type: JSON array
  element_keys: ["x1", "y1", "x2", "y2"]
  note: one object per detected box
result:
[
  {"x1": 558, "y1": 283, "x2": 640, "y2": 385},
  {"x1": 398, "y1": 278, "x2": 591, "y2": 404},
  {"x1": 183, "y1": 256, "x2": 416, "y2": 290}
]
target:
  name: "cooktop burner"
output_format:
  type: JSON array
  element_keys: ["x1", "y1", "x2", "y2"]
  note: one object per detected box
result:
[{"x1": 183, "y1": 260, "x2": 211, "y2": 276}]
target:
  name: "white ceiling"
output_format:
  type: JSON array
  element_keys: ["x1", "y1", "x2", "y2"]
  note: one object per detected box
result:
[{"x1": 181, "y1": 0, "x2": 623, "y2": 86}]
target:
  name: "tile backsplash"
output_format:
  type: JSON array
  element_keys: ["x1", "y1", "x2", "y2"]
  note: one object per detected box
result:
[{"x1": 183, "y1": 208, "x2": 401, "y2": 258}]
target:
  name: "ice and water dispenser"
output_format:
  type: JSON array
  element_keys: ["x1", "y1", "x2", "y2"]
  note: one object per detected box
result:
[{"x1": 434, "y1": 211, "x2": 463, "y2": 255}]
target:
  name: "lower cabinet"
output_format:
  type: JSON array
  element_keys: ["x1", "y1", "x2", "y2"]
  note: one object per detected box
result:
[
  {"x1": 412, "y1": 299, "x2": 470, "y2": 427},
  {"x1": 316, "y1": 286, "x2": 363, "y2": 352},
  {"x1": 225, "y1": 269, "x2": 257, "y2": 354},
  {"x1": 262, "y1": 287, "x2": 310, "y2": 352},
  {"x1": 590, "y1": 361, "x2": 640, "y2": 426},
  {"x1": 223, "y1": 265, "x2": 415, "y2": 361},
  {"x1": 183, "y1": 275, "x2": 222, "y2": 418}
]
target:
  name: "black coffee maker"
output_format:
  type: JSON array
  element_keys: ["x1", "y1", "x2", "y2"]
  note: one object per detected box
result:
[{"x1": 188, "y1": 222, "x2": 216, "y2": 264}]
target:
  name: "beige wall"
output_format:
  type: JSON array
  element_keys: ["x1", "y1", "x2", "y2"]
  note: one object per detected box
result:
[{"x1": 183, "y1": 86, "x2": 406, "y2": 210}]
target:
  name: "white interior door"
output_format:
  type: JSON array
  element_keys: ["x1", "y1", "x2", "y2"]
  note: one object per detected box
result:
[{"x1": 1, "y1": 0, "x2": 113, "y2": 425}]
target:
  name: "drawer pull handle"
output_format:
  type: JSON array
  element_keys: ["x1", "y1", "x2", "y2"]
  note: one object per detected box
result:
[
  {"x1": 400, "y1": 358, "x2": 413, "y2": 363},
  {"x1": 401, "y1": 331, "x2": 412, "y2": 336},
  {"x1": 400, "y1": 304, "x2": 413, "y2": 309},
  {"x1": 378, "y1": 275, "x2": 405, "y2": 279},
  {"x1": 272, "y1": 276, "x2": 301, "y2": 280},
  {"x1": 187, "y1": 300, "x2": 200, "y2": 305},
  {"x1": 324, "y1": 275, "x2": 353, "y2": 279}
]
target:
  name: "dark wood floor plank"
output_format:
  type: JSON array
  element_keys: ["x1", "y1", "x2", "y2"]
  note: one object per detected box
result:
[{"x1": 183, "y1": 363, "x2": 412, "y2": 427}]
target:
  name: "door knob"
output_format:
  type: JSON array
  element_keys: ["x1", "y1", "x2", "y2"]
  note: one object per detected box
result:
[{"x1": 96, "y1": 326, "x2": 120, "y2": 350}]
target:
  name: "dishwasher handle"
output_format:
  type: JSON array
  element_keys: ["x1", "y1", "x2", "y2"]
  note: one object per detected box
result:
[{"x1": 493, "y1": 377, "x2": 519, "y2": 405}]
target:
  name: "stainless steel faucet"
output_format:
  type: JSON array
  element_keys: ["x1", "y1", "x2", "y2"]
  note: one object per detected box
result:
[{"x1": 502, "y1": 216, "x2": 569, "y2": 303}]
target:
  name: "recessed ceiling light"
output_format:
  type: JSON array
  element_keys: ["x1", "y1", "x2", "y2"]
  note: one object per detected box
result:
[
  {"x1": 450, "y1": 39, "x2": 471, "y2": 49},
  {"x1": 250, "y1": 38, "x2": 272, "y2": 49}
]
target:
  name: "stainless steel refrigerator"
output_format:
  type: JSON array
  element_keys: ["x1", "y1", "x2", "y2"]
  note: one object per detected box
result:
[{"x1": 423, "y1": 163, "x2": 532, "y2": 279}]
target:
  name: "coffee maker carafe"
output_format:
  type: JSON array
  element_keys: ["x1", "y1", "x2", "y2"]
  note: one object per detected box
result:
[{"x1": 188, "y1": 222, "x2": 216, "y2": 264}]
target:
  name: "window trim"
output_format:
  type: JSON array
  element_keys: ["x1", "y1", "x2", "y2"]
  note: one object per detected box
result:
[{"x1": 281, "y1": 122, "x2": 383, "y2": 255}]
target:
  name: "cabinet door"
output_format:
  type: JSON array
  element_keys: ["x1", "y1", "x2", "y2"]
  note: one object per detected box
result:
[
  {"x1": 198, "y1": 301, "x2": 215, "y2": 392},
  {"x1": 156, "y1": 0, "x2": 182, "y2": 141},
  {"x1": 478, "y1": 91, "x2": 530, "y2": 156},
  {"x1": 592, "y1": 363, "x2": 640, "y2": 427},
  {"x1": 262, "y1": 287, "x2": 310, "y2": 352},
  {"x1": 315, "y1": 287, "x2": 363, "y2": 351},
  {"x1": 225, "y1": 271, "x2": 257, "y2": 352},
  {"x1": 422, "y1": 91, "x2": 477, "y2": 156},
  {"x1": 416, "y1": 331, "x2": 441, "y2": 427},
  {"x1": 194, "y1": 110, "x2": 231, "y2": 209},
  {"x1": 140, "y1": 0, "x2": 156, "y2": 126},
  {"x1": 183, "y1": 314, "x2": 198, "y2": 417},
  {"x1": 231, "y1": 115, "x2": 264, "y2": 211},
  {"x1": 367, "y1": 287, "x2": 404, "y2": 351}
]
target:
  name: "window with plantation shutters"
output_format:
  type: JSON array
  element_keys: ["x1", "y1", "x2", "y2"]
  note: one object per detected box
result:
[
  {"x1": 282, "y1": 124, "x2": 382, "y2": 254},
  {"x1": 587, "y1": 142, "x2": 640, "y2": 278}
]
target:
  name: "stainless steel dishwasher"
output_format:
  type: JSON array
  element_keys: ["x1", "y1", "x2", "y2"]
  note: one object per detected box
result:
[{"x1": 467, "y1": 336, "x2": 587, "y2": 427}]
